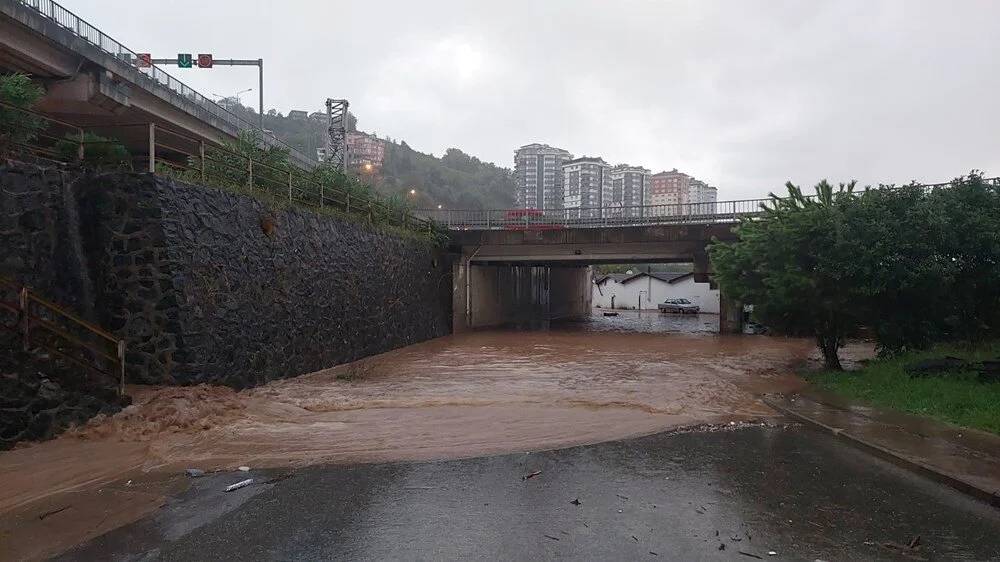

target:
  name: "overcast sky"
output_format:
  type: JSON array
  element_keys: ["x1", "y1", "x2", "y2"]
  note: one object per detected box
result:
[{"x1": 71, "y1": 0, "x2": 999, "y2": 200}]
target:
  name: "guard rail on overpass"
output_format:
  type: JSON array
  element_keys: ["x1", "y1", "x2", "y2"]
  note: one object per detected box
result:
[
  {"x1": 2, "y1": 0, "x2": 315, "y2": 169},
  {"x1": 417, "y1": 199, "x2": 769, "y2": 230},
  {"x1": 419, "y1": 176, "x2": 1000, "y2": 231}
]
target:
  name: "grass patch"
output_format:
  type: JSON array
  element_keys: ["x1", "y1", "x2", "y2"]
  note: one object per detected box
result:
[{"x1": 809, "y1": 341, "x2": 1000, "y2": 435}]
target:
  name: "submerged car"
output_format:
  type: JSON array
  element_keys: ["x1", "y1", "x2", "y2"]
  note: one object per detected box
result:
[{"x1": 658, "y1": 298, "x2": 700, "y2": 314}]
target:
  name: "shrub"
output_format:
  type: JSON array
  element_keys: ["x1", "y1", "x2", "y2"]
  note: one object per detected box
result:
[
  {"x1": 55, "y1": 132, "x2": 131, "y2": 169},
  {"x1": 0, "y1": 73, "x2": 46, "y2": 150}
]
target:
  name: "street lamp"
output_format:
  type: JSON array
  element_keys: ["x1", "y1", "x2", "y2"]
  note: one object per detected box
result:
[
  {"x1": 437, "y1": 204, "x2": 442, "y2": 209},
  {"x1": 409, "y1": 189, "x2": 417, "y2": 195},
  {"x1": 363, "y1": 162, "x2": 374, "y2": 173},
  {"x1": 212, "y1": 88, "x2": 253, "y2": 109}
]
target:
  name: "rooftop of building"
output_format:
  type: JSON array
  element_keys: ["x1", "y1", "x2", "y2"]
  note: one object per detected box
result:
[
  {"x1": 516, "y1": 143, "x2": 572, "y2": 155},
  {"x1": 593, "y1": 271, "x2": 695, "y2": 285},
  {"x1": 564, "y1": 156, "x2": 608, "y2": 166}
]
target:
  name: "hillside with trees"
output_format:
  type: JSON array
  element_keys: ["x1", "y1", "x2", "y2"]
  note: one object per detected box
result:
[{"x1": 223, "y1": 101, "x2": 516, "y2": 209}]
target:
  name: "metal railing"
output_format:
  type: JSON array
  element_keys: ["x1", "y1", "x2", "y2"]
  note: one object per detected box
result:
[
  {"x1": 0, "y1": 100, "x2": 436, "y2": 234},
  {"x1": 417, "y1": 199, "x2": 769, "y2": 230},
  {"x1": 0, "y1": 277, "x2": 125, "y2": 396},
  {"x1": 147, "y1": 123, "x2": 436, "y2": 233},
  {"x1": 419, "y1": 177, "x2": 1000, "y2": 231},
  {"x1": 13, "y1": 0, "x2": 314, "y2": 167}
]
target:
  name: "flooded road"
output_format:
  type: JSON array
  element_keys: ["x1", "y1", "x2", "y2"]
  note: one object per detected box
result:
[{"x1": 1, "y1": 312, "x2": 815, "y2": 559}]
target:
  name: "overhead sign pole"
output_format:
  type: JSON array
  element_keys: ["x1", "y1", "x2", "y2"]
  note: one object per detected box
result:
[{"x1": 142, "y1": 54, "x2": 265, "y2": 130}]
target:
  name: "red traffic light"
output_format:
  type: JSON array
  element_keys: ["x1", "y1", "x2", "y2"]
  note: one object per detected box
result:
[
  {"x1": 136, "y1": 53, "x2": 151, "y2": 68},
  {"x1": 197, "y1": 53, "x2": 213, "y2": 68}
]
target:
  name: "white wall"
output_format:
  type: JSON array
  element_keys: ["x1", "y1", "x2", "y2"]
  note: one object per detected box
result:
[
  {"x1": 668, "y1": 276, "x2": 720, "y2": 314},
  {"x1": 592, "y1": 274, "x2": 719, "y2": 313}
]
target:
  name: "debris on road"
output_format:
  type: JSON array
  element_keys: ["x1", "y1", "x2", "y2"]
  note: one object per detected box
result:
[
  {"x1": 224, "y1": 478, "x2": 254, "y2": 492},
  {"x1": 718, "y1": 543, "x2": 726, "y2": 551},
  {"x1": 616, "y1": 494, "x2": 629, "y2": 501},
  {"x1": 238, "y1": 466, "x2": 250, "y2": 472},
  {"x1": 543, "y1": 534, "x2": 560, "y2": 541},
  {"x1": 185, "y1": 468, "x2": 205, "y2": 478},
  {"x1": 768, "y1": 552, "x2": 777, "y2": 556},
  {"x1": 649, "y1": 551, "x2": 658, "y2": 556},
  {"x1": 37, "y1": 506, "x2": 70, "y2": 520},
  {"x1": 522, "y1": 470, "x2": 542, "y2": 481},
  {"x1": 570, "y1": 498, "x2": 582, "y2": 506},
  {"x1": 880, "y1": 535, "x2": 924, "y2": 558},
  {"x1": 632, "y1": 535, "x2": 639, "y2": 542},
  {"x1": 739, "y1": 551, "x2": 763, "y2": 559}
]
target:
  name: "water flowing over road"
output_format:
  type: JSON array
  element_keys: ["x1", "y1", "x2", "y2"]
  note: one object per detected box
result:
[{"x1": 1, "y1": 312, "x2": 816, "y2": 560}]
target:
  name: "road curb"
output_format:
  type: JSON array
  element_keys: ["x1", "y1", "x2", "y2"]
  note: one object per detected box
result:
[{"x1": 763, "y1": 395, "x2": 1000, "y2": 509}]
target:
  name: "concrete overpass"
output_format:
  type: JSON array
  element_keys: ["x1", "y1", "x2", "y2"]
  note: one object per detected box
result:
[
  {"x1": 431, "y1": 203, "x2": 761, "y2": 334},
  {"x1": 0, "y1": 0, "x2": 313, "y2": 167}
]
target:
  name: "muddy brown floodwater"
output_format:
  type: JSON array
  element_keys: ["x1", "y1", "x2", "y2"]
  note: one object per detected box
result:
[{"x1": 1, "y1": 313, "x2": 817, "y2": 560}]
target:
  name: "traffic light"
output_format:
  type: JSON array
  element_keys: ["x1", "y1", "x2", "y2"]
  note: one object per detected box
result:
[
  {"x1": 177, "y1": 53, "x2": 193, "y2": 68},
  {"x1": 197, "y1": 54, "x2": 213, "y2": 68}
]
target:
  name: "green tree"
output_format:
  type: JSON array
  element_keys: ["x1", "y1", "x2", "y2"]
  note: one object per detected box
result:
[
  {"x1": 837, "y1": 183, "x2": 953, "y2": 353},
  {"x1": 0, "y1": 73, "x2": 46, "y2": 152},
  {"x1": 710, "y1": 180, "x2": 863, "y2": 370},
  {"x1": 926, "y1": 172, "x2": 1000, "y2": 342}
]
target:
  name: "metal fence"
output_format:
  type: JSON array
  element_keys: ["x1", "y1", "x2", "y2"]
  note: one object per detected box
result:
[
  {"x1": 0, "y1": 100, "x2": 435, "y2": 234},
  {"x1": 0, "y1": 277, "x2": 125, "y2": 396},
  {"x1": 419, "y1": 177, "x2": 1000, "y2": 231},
  {"x1": 15, "y1": 0, "x2": 313, "y2": 167},
  {"x1": 417, "y1": 198, "x2": 771, "y2": 230}
]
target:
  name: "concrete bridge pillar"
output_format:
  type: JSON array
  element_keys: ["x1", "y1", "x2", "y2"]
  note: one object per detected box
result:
[{"x1": 719, "y1": 294, "x2": 744, "y2": 334}]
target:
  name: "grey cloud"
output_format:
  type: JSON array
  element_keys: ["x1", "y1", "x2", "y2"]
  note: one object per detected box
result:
[{"x1": 72, "y1": 0, "x2": 1000, "y2": 199}]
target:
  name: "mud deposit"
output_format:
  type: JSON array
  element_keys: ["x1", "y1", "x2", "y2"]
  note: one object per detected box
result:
[{"x1": 1, "y1": 323, "x2": 816, "y2": 560}]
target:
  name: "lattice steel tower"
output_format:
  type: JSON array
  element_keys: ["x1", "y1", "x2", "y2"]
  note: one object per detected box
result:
[{"x1": 325, "y1": 98, "x2": 350, "y2": 170}]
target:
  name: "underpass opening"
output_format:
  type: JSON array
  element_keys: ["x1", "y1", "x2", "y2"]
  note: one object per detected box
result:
[{"x1": 453, "y1": 255, "x2": 737, "y2": 335}]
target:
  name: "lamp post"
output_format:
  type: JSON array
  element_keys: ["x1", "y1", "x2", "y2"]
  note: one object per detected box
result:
[{"x1": 212, "y1": 88, "x2": 252, "y2": 110}]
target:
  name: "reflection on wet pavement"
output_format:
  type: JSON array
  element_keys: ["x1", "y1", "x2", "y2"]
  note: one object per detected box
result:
[
  {"x1": 62, "y1": 425, "x2": 1000, "y2": 562},
  {"x1": 567, "y1": 309, "x2": 720, "y2": 333}
]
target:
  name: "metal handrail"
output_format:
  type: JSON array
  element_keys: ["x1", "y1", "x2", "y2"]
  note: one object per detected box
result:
[
  {"x1": 0, "y1": 101, "x2": 435, "y2": 234},
  {"x1": 146, "y1": 122, "x2": 434, "y2": 232},
  {"x1": 13, "y1": 0, "x2": 313, "y2": 166},
  {"x1": 418, "y1": 177, "x2": 1000, "y2": 230},
  {"x1": 0, "y1": 277, "x2": 125, "y2": 396}
]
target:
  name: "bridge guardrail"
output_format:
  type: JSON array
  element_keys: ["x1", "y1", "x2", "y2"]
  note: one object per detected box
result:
[
  {"x1": 416, "y1": 199, "x2": 770, "y2": 230},
  {"x1": 417, "y1": 177, "x2": 1000, "y2": 231}
]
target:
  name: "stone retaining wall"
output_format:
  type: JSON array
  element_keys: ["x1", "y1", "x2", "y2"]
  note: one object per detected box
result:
[{"x1": 0, "y1": 161, "x2": 453, "y2": 446}]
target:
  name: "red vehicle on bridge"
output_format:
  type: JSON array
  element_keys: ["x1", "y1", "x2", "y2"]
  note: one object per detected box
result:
[{"x1": 502, "y1": 209, "x2": 566, "y2": 231}]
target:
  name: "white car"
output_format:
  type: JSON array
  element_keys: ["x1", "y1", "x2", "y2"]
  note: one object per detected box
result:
[{"x1": 658, "y1": 298, "x2": 700, "y2": 314}]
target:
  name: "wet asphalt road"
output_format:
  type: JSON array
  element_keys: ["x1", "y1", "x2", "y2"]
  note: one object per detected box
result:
[{"x1": 61, "y1": 424, "x2": 1000, "y2": 561}]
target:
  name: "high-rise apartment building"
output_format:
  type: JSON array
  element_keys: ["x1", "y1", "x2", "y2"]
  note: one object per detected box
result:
[
  {"x1": 648, "y1": 169, "x2": 717, "y2": 214},
  {"x1": 562, "y1": 157, "x2": 610, "y2": 218},
  {"x1": 607, "y1": 165, "x2": 651, "y2": 217},
  {"x1": 514, "y1": 143, "x2": 573, "y2": 211}
]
